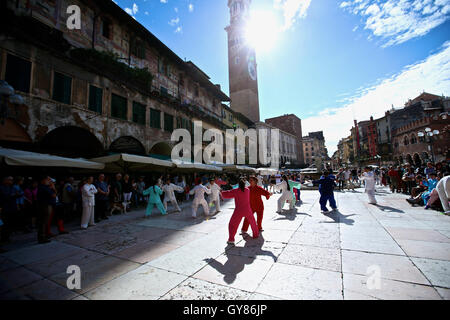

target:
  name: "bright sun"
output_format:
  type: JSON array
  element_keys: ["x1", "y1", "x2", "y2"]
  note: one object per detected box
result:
[{"x1": 245, "y1": 10, "x2": 280, "y2": 52}]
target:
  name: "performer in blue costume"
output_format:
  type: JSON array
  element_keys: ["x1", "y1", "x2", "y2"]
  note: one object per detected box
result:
[{"x1": 142, "y1": 179, "x2": 167, "y2": 216}]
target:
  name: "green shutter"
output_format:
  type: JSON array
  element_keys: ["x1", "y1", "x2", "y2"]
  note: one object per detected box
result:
[
  {"x1": 111, "y1": 94, "x2": 127, "y2": 120},
  {"x1": 164, "y1": 113, "x2": 174, "y2": 132},
  {"x1": 53, "y1": 72, "x2": 72, "y2": 104},
  {"x1": 150, "y1": 109, "x2": 161, "y2": 129},
  {"x1": 5, "y1": 54, "x2": 31, "y2": 93},
  {"x1": 132, "y1": 102, "x2": 146, "y2": 125},
  {"x1": 88, "y1": 85, "x2": 103, "y2": 113}
]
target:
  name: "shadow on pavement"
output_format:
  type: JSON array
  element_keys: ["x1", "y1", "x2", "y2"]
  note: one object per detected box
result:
[
  {"x1": 322, "y1": 210, "x2": 356, "y2": 225},
  {"x1": 373, "y1": 204, "x2": 404, "y2": 213},
  {"x1": 275, "y1": 208, "x2": 311, "y2": 221},
  {"x1": 203, "y1": 235, "x2": 276, "y2": 285}
]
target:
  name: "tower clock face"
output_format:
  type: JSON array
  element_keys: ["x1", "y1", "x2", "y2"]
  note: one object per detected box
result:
[{"x1": 247, "y1": 56, "x2": 257, "y2": 81}]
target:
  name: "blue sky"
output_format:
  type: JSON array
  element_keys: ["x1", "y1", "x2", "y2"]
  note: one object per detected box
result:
[{"x1": 114, "y1": 0, "x2": 450, "y2": 154}]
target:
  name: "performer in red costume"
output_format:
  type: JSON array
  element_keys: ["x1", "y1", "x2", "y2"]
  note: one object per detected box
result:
[
  {"x1": 241, "y1": 176, "x2": 271, "y2": 234},
  {"x1": 221, "y1": 179, "x2": 259, "y2": 245}
]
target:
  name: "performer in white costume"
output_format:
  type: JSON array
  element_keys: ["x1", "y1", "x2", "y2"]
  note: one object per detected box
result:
[
  {"x1": 189, "y1": 182, "x2": 211, "y2": 218},
  {"x1": 162, "y1": 178, "x2": 184, "y2": 212},
  {"x1": 208, "y1": 178, "x2": 222, "y2": 215},
  {"x1": 361, "y1": 166, "x2": 377, "y2": 204},
  {"x1": 436, "y1": 175, "x2": 450, "y2": 214},
  {"x1": 257, "y1": 175, "x2": 263, "y2": 187},
  {"x1": 274, "y1": 175, "x2": 294, "y2": 213},
  {"x1": 81, "y1": 176, "x2": 98, "y2": 229}
]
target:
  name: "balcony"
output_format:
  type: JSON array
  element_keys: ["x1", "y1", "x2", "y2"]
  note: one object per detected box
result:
[{"x1": 70, "y1": 48, "x2": 153, "y2": 94}]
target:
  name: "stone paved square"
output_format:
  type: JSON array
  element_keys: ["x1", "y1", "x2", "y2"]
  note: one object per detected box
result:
[{"x1": 1, "y1": 188, "x2": 449, "y2": 300}]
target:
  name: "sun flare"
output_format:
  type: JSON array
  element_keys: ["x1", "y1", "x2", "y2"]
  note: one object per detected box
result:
[{"x1": 244, "y1": 10, "x2": 280, "y2": 52}]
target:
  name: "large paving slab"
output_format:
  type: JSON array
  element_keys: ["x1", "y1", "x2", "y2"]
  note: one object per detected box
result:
[
  {"x1": 343, "y1": 273, "x2": 441, "y2": 300},
  {"x1": 386, "y1": 227, "x2": 450, "y2": 243},
  {"x1": 277, "y1": 243, "x2": 341, "y2": 272},
  {"x1": 410, "y1": 257, "x2": 450, "y2": 288},
  {"x1": 49, "y1": 255, "x2": 141, "y2": 294},
  {"x1": 0, "y1": 266, "x2": 43, "y2": 295},
  {"x1": 84, "y1": 265, "x2": 187, "y2": 300},
  {"x1": 396, "y1": 239, "x2": 450, "y2": 260},
  {"x1": 341, "y1": 250, "x2": 430, "y2": 285},
  {"x1": 255, "y1": 263, "x2": 343, "y2": 300},
  {"x1": 160, "y1": 278, "x2": 251, "y2": 300}
]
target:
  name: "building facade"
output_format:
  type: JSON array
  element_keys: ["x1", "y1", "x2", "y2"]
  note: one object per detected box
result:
[
  {"x1": 0, "y1": 0, "x2": 230, "y2": 160},
  {"x1": 264, "y1": 114, "x2": 304, "y2": 166},
  {"x1": 254, "y1": 121, "x2": 297, "y2": 168},
  {"x1": 341, "y1": 92, "x2": 449, "y2": 166},
  {"x1": 302, "y1": 131, "x2": 328, "y2": 168}
]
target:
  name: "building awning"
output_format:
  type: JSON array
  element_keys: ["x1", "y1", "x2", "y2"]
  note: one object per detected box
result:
[
  {"x1": 0, "y1": 147, "x2": 105, "y2": 169},
  {"x1": 257, "y1": 168, "x2": 279, "y2": 175},
  {"x1": 90, "y1": 153, "x2": 174, "y2": 172},
  {"x1": 218, "y1": 164, "x2": 257, "y2": 173},
  {"x1": 172, "y1": 159, "x2": 222, "y2": 172}
]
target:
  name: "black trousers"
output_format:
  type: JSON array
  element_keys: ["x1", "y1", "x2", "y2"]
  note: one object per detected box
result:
[
  {"x1": 95, "y1": 199, "x2": 108, "y2": 219},
  {"x1": 0, "y1": 211, "x2": 12, "y2": 242},
  {"x1": 37, "y1": 204, "x2": 51, "y2": 242}
]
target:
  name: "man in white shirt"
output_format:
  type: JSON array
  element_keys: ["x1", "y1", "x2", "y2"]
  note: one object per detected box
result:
[
  {"x1": 189, "y1": 182, "x2": 211, "y2": 218},
  {"x1": 361, "y1": 167, "x2": 377, "y2": 204},
  {"x1": 81, "y1": 176, "x2": 98, "y2": 229},
  {"x1": 162, "y1": 178, "x2": 184, "y2": 212},
  {"x1": 208, "y1": 178, "x2": 222, "y2": 215}
]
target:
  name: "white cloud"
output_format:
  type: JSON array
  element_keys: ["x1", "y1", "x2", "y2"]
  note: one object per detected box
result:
[
  {"x1": 175, "y1": 26, "x2": 182, "y2": 33},
  {"x1": 169, "y1": 17, "x2": 180, "y2": 26},
  {"x1": 188, "y1": 3, "x2": 194, "y2": 12},
  {"x1": 160, "y1": 0, "x2": 168, "y2": 3},
  {"x1": 302, "y1": 41, "x2": 450, "y2": 154},
  {"x1": 124, "y1": 3, "x2": 138, "y2": 16},
  {"x1": 340, "y1": 0, "x2": 450, "y2": 47},
  {"x1": 274, "y1": 0, "x2": 312, "y2": 30}
]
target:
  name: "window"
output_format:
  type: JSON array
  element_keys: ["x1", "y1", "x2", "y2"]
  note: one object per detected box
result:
[
  {"x1": 404, "y1": 136, "x2": 409, "y2": 146},
  {"x1": 52, "y1": 71, "x2": 72, "y2": 104},
  {"x1": 111, "y1": 93, "x2": 127, "y2": 120},
  {"x1": 158, "y1": 58, "x2": 167, "y2": 75},
  {"x1": 160, "y1": 86, "x2": 169, "y2": 97},
  {"x1": 132, "y1": 101, "x2": 146, "y2": 125},
  {"x1": 164, "y1": 113, "x2": 174, "y2": 132},
  {"x1": 235, "y1": 56, "x2": 240, "y2": 65},
  {"x1": 179, "y1": 74, "x2": 184, "y2": 87},
  {"x1": 131, "y1": 39, "x2": 146, "y2": 59},
  {"x1": 102, "y1": 18, "x2": 111, "y2": 39},
  {"x1": 194, "y1": 85, "x2": 199, "y2": 97},
  {"x1": 150, "y1": 108, "x2": 161, "y2": 129},
  {"x1": 5, "y1": 54, "x2": 31, "y2": 93},
  {"x1": 88, "y1": 85, "x2": 103, "y2": 113}
]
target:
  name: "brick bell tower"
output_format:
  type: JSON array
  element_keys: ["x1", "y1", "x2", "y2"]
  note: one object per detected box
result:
[{"x1": 225, "y1": 0, "x2": 260, "y2": 123}]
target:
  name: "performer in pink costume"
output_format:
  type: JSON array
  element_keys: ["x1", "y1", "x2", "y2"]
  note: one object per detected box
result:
[{"x1": 221, "y1": 179, "x2": 259, "y2": 245}]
